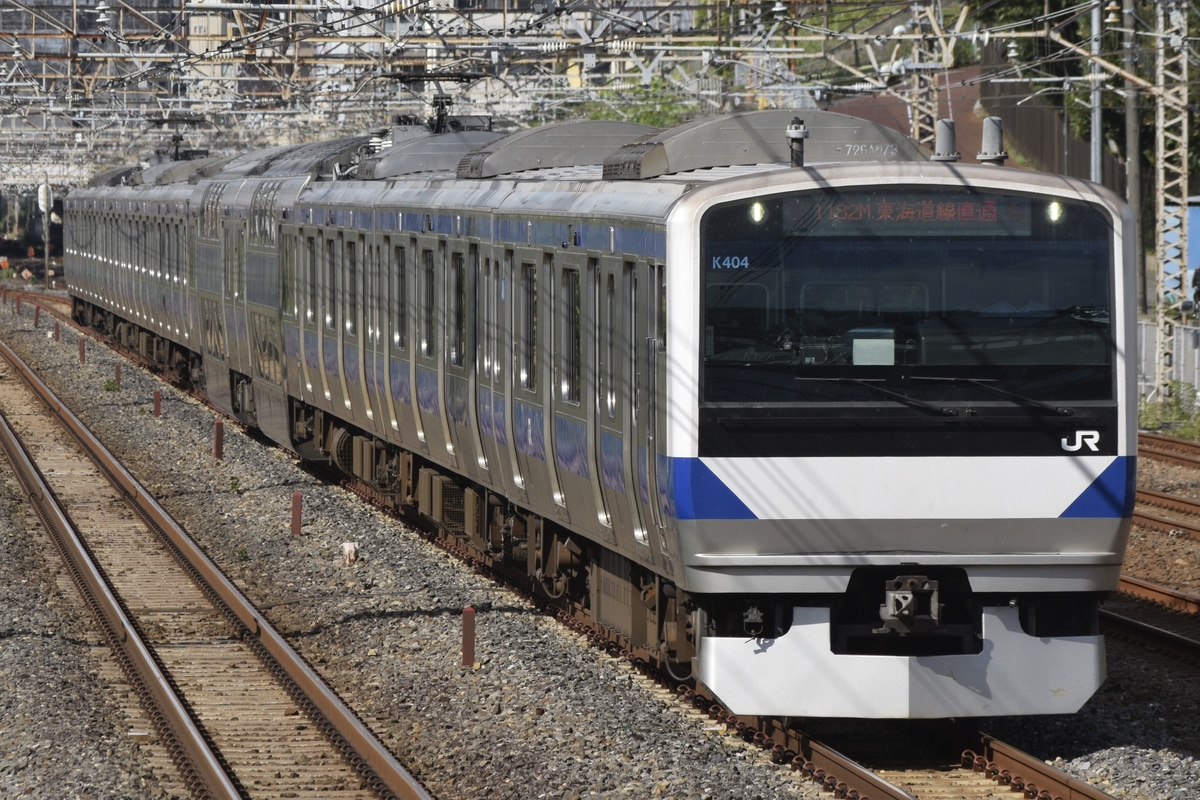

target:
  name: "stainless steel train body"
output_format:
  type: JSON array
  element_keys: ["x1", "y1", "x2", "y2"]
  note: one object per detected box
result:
[{"x1": 64, "y1": 110, "x2": 1136, "y2": 718}]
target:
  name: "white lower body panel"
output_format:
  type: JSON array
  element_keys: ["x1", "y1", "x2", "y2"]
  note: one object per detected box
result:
[{"x1": 697, "y1": 605, "x2": 1104, "y2": 718}]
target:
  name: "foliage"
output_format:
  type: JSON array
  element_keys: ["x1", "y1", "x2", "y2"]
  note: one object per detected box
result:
[
  {"x1": 573, "y1": 79, "x2": 700, "y2": 128},
  {"x1": 1139, "y1": 382, "x2": 1200, "y2": 439},
  {"x1": 972, "y1": 1, "x2": 1166, "y2": 172},
  {"x1": 102, "y1": 378, "x2": 121, "y2": 392}
]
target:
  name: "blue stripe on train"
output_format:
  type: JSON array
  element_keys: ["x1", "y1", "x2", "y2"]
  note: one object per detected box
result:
[
  {"x1": 1059, "y1": 456, "x2": 1136, "y2": 518},
  {"x1": 668, "y1": 457, "x2": 756, "y2": 521},
  {"x1": 668, "y1": 455, "x2": 1135, "y2": 522}
]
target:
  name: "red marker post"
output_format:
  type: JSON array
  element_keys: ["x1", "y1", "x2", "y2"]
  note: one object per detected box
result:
[
  {"x1": 462, "y1": 606, "x2": 476, "y2": 668},
  {"x1": 213, "y1": 419, "x2": 224, "y2": 460},
  {"x1": 291, "y1": 492, "x2": 302, "y2": 536}
]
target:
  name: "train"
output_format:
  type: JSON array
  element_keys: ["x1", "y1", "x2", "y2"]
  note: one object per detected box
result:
[{"x1": 63, "y1": 108, "x2": 1136, "y2": 719}]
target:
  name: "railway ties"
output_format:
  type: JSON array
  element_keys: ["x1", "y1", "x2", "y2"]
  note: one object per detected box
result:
[
  {"x1": 0, "y1": 337, "x2": 430, "y2": 800},
  {"x1": 1139, "y1": 430, "x2": 1200, "y2": 469},
  {"x1": 1107, "y1": 577, "x2": 1200, "y2": 658}
]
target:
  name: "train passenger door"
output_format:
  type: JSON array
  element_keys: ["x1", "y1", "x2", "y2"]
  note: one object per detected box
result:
[
  {"x1": 551, "y1": 252, "x2": 606, "y2": 536},
  {"x1": 414, "y1": 237, "x2": 453, "y2": 464},
  {"x1": 596, "y1": 257, "x2": 651, "y2": 561},
  {"x1": 384, "y1": 237, "x2": 420, "y2": 450},
  {"x1": 476, "y1": 250, "x2": 516, "y2": 498},
  {"x1": 498, "y1": 248, "x2": 528, "y2": 504},
  {"x1": 445, "y1": 241, "x2": 486, "y2": 484},
  {"x1": 633, "y1": 260, "x2": 666, "y2": 564},
  {"x1": 363, "y1": 232, "x2": 386, "y2": 436},
  {"x1": 512, "y1": 249, "x2": 565, "y2": 516},
  {"x1": 342, "y1": 232, "x2": 377, "y2": 430},
  {"x1": 318, "y1": 233, "x2": 339, "y2": 408},
  {"x1": 296, "y1": 232, "x2": 319, "y2": 406}
]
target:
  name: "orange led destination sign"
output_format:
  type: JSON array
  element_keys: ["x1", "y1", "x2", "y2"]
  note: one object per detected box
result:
[{"x1": 782, "y1": 193, "x2": 1033, "y2": 237}]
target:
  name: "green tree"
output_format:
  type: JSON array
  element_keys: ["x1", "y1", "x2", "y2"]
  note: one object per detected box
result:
[{"x1": 574, "y1": 78, "x2": 701, "y2": 128}]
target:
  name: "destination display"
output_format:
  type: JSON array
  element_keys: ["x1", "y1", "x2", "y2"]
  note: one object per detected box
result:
[{"x1": 781, "y1": 191, "x2": 1034, "y2": 237}]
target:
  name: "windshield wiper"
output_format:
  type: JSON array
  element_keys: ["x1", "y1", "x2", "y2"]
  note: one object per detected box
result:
[
  {"x1": 794, "y1": 376, "x2": 959, "y2": 416},
  {"x1": 909, "y1": 376, "x2": 1074, "y2": 416}
]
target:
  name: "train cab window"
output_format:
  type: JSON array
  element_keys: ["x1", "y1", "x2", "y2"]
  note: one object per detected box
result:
[
  {"x1": 345, "y1": 239, "x2": 357, "y2": 336},
  {"x1": 561, "y1": 267, "x2": 581, "y2": 404},
  {"x1": 700, "y1": 187, "x2": 1115, "y2": 407}
]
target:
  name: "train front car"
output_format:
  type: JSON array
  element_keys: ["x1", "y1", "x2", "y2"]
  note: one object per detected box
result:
[{"x1": 668, "y1": 163, "x2": 1135, "y2": 718}]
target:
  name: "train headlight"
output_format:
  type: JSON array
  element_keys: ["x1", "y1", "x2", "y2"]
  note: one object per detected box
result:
[
  {"x1": 748, "y1": 201, "x2": 767, "y2": 224},
  {"x1": 1047, "y1": 201, "x2": 1063, "y2": 223}
]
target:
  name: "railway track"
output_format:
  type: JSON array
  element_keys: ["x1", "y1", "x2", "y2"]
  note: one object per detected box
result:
[
  {"x1": 1134, "y1": 487, "x2": 1200, "y2": 538},
  {"x1": 2, "y1": 286, "x2": 1128, "y2": 800},
  {"x1": 1132, "y1": 432, "x2": 1200, "y2": 538},
  {"x1": 1107, "y1": 576, "x2": 1200, "y2": 657},
  {"x1": 0, "y1": 333, "x2": 430, "y2": 800},
  {"x1": 1139, "y1": 430, "x2": 1200, "y2": 468}
]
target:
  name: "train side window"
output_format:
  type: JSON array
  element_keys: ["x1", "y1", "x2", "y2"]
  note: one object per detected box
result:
[
  {"x1": 281, "y1": 233, "x2": 295, "y2": 318},
  {"x1": 305, "y1": 236, "x2": 317, "y2": 323},
  {"x1": 561, "y1": 266, "x2": 581, "y2": 404},
  {"x1": 345, "y1": 239, "x2": 357, "y2": 336},
  {"x1": 493, "y1": 254, "x2": 505, "y2": 383},
  {"x1": 422, "y1": 248, "x2": 436, "y2": 358},
  {"x1": 392, "y1": 243, "x2": 407, "y2": 350},
  {"x1": 605, "y1": 272, "x2": 616, "y2": 419},
  {"x1": 520, "y1": 261, "x2": 538, "y2": 391},
  {"x1": 325, "y1": 237, "x2": 337, "y2": 331},
  {"x1": 368, "y1": 242, "x2": 380, "y2": 344},
  {"x1": 450, "y1": 251, "x2": 465, "y2": 366},
  {"x1": 224, "y1": 227, "x2": 238, "y2": 300},
  {"x1": 480, "y1": 256, "x2": 492, "y2": 380},
  {"x1": 185, "y1": 221, "x2": 193, "y2": 288},
  {"x1": 657, "y1": 263, "x2": 666, "y2": 352}
]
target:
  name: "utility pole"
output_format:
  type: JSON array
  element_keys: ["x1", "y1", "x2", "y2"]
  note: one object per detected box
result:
[
  {"x1": 1090, "y1": 0, "x2": 1102, "y2": 183},
  {"x1": 1154, "y1": 0, "x2": 1189, "y2": 405},
  {"x1": 1124, "y1": 0, "x2": 1144, "y2": 314},
  {"x1": 38, "y1": 182, "x2": 51, "y2": 289}
]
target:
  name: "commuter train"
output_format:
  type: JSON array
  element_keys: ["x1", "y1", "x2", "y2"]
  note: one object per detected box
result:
[{"x1": 64, "y1": 109, "x2": 1136, "y2": 719}]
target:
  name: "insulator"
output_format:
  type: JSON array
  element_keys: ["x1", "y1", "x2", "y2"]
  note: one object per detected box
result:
[{"x1": 539, "y1": 39, "x2": 569, "y2": 53}]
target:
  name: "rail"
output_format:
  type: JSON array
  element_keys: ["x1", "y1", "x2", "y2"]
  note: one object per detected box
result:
[{"x1": 0, "y1": 334, "x2": 433, "y2": 800}]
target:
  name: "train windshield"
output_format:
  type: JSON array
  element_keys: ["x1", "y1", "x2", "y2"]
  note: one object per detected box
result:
[{"x1": 700, "y1": 187, "x2": 1114, "y2": 406}]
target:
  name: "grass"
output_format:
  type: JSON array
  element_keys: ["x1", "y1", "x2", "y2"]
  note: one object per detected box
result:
[{"x1": 1139, "y1": 382, "x2": 1200, "y2": 438}]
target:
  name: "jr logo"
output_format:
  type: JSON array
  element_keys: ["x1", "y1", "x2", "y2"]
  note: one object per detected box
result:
[{"x1": 1061, "y1": 430, "x2": 1101, "y2": 452}]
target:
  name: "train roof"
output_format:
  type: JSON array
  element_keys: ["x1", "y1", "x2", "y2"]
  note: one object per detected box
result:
[
  {"x1": 81, "y1": 110, "x2": 930, "y2": 191},
  {"x1": 451, "y1": 110, "x2": 927, "y2": 181}
]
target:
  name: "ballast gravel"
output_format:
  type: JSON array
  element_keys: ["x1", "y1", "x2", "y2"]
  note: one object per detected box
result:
[{"x1": 2, "y1": 289, "x2": 1199, "y2": 800}]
